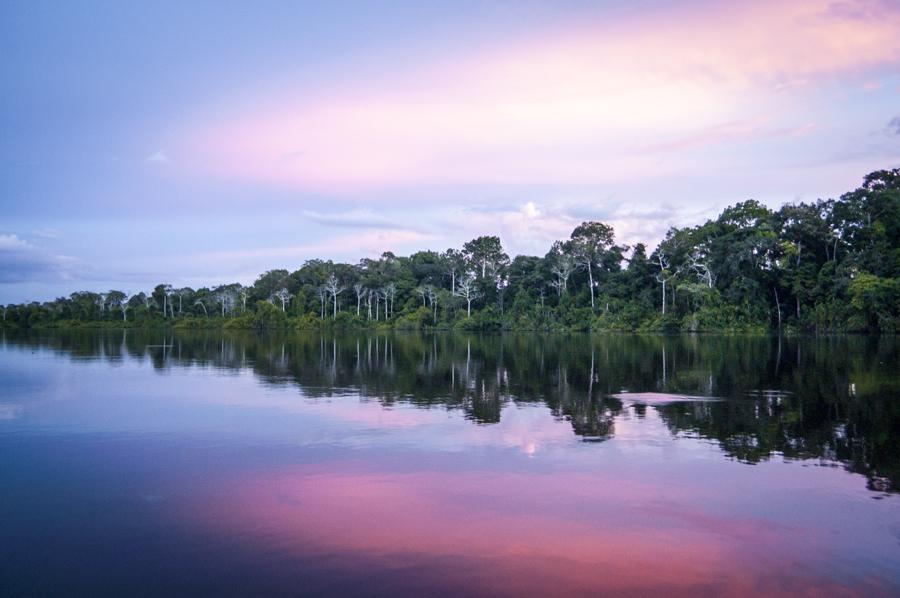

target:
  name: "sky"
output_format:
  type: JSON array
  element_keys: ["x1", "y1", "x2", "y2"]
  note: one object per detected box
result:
[{"x1": 1, "y1": 0, "x2": 899, "y2": 303}]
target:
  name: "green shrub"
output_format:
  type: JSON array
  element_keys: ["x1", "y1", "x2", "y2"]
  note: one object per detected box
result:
[
  {"x1": 393, "y1": 306, "x2": 432, "y2": 330},
  {"x1": 252, "y1": 301, "x2": 287, "y2": 330}
]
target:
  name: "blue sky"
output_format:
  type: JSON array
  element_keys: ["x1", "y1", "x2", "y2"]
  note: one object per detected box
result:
[{"x1": 2, "y1": 0, "x2": 899, "y2": 302}]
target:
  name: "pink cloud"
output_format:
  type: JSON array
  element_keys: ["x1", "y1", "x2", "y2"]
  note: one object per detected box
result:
[
  {"x1": 177, "y1": 0, "x2": 900, "y2": 191},
  {"x1": 634, "y1": 120, "x2": 818, "y2": 153}
]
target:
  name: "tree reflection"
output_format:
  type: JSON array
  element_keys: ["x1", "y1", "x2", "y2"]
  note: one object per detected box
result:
[{"x1": 4, "y1": 330, "x2": 897, "y2": 493}]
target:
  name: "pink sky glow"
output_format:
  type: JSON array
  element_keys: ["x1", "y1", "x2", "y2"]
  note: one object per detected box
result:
[{"x1": 180, "y1": 0, "x2": 900, "y2": 191}]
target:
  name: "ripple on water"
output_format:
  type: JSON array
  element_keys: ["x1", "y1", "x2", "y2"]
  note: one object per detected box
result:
[{"x1": 609, "y1": 392, "x2": 721, "y2": 404}]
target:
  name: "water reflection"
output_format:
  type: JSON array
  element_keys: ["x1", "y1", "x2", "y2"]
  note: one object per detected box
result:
[
  {"x1": 3, "y1": 330, "x2": 897, "y2": 493},
  {"x1": 2, "y1": 330, "x2": 900, "y2": 596}
]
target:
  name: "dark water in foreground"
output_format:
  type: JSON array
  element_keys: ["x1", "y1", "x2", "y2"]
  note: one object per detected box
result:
[{"x1": 0, "y1": 331, "x2": 898, "y2": 597}]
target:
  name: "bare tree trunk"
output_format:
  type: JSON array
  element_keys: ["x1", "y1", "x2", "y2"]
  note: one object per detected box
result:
[
  {"x1": 773, "y1": 286, "x2": 782, "y2": 330},
  {"x1": 588, "y1": 347, "x2": 594, "y2": 399},
  {"x1": 661, "y1": 279, "x2": 666, "y2": 315},
  {"x1": 587, "y1": 264, "x2": 595, "y2": 310}
]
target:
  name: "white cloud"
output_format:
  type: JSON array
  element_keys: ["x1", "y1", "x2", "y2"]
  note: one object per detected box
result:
[
  {"x1": 145, "y1": 150, "x2": 170, "y2": 164},
  {"x1": 0, "y1": 234, "x2": 29, "y2": 249},
  {"x1": 0, "y1": 234, "x2": 84, "y2": 284}
]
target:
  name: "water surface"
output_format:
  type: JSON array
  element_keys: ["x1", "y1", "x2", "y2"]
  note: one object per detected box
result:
[{"x1": 1, "y1": 331, "x2": 898, "y2": 596}]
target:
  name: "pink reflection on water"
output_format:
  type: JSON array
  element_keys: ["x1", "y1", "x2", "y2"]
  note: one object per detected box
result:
[{"x1": 182, "y1": 460, "x2": 893, "y2": 597}]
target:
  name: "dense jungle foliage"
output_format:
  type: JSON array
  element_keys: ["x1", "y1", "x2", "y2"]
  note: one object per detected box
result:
[{"x1": 3, "y1": 169, "x2": 898, "y2": 333}]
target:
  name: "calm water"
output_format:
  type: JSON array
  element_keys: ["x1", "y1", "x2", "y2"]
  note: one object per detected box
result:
[{"x1": 1, "y1": 331, "x2": 898, "y2": 597}]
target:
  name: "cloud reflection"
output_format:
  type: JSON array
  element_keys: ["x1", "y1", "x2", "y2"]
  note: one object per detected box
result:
[{"x1": 185, "y1": 460, "x2": 892, "y2": 597}]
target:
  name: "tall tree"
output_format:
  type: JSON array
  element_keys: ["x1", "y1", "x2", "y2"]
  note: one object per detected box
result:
[
  {"x1": 462, "y1": 236, "x2": 508, "y2": 280},
  {"x1": 324, "y1": 274, "x2": 344, "y2": 318},
  {"x1": 547, "y1": 241, "x2": 575, "y2": 296},
  {"x1": 107, "y1": 290, "x2": 129, "y2": 321},
  {"x1": 441, "y1": 249, "x2": 466, "y2": 291},
  {"x1": 569, "y1": 222, "x2": 617, "y2": 311},
  {"x1": 454, "y1": 274, "x2": 480, "y2": 317}
]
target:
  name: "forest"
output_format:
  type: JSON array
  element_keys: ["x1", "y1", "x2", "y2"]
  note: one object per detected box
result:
[{"x1": 3, "y1": 169, "x2": 898, "y2": 333}]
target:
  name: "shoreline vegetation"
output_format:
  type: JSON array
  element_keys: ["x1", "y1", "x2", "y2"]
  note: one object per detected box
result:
[{"x1": 3, "y1": 169, "x2": 898, "y2": 334}]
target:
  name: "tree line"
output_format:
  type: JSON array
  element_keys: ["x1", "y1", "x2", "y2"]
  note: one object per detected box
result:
[{"x1": 3, "y1": 169, "x2": 898, "y2": 332}]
